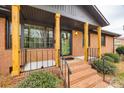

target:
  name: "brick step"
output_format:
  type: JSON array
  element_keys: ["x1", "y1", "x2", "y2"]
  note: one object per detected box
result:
[
  {"x1": 94, "y1": 81, "x2": 108, "y2": 88},
  {"x1": 71, "y1": 74, "x2": 102, "y2": 88},
  {"x1": 68, "y1": 61, "x2": 83, "y2": 67},
  {"x1": 70, "y1": 69, "x2": 97, "y2": 85},
  {"x1": 61, "y1": 58, "x2": 108, "y2": 88},
  {"x1": 70, "y1": 64, "x2": 91, "y2": 73},
  {"x1": 61, "y1": 64, "x2": 91, "y2": 74}
]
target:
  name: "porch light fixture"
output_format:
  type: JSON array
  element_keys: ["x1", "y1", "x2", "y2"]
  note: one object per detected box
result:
[{"x1": 75, "y1": 31, "x2": 78, "y2": 36}]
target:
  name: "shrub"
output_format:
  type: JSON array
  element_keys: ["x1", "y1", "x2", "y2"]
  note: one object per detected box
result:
[
  {"x1": 91, "y1": 59, "x2": 117, "y2": 75},
  {"x1": 116, "y1": 46, "x2": 124, "y2": 55},
  {"x1": 103, "y1": 56, "x2": 114, "y2": 62},
  {"x1": 18, "y1": 71, "x2": 62, "y2": 88},
  {"x1": 104, "y1": 53, "x2": 120, "y2": 63}
]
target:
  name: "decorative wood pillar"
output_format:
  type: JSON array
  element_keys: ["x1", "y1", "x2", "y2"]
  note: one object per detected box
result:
[
  {"x1": 97, "y1": 26, "x2": 102, "y2": 58},
  {"x1": 11, "y1": 5, "x2": 20, "y2": 76},
  {"x1": 55, "y1": 13, "x2": 61, "y2": 67},
  {"x1": 84, "y1": 22, "x2": 89, "y2": 63}
]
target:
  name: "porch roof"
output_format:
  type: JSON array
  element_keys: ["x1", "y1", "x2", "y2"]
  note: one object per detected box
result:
[
  {"x1": 0, "y1": 5, "x2": 109, "y2": 27},
  {"x1": 101, "y1": 30, "x2": 121, "y2": 37},
  {"x1": 0, "y1": 5, "x2": 119, "y2": 37},
  {"x1": 83, "y1": 5, "x2": 110, "y2": 27}
]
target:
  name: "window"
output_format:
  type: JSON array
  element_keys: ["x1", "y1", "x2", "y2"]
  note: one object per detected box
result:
[
  {"x1": 101, "y1": 35, "x2": 106, "y2": 46},
  {"x1": 6, "y1": 23, "x2": 54, "y2": 49},
  {"x1": 6, "y1": 18, "x2": 11, "y2": 49},
  {"x1": 6, "y1": 20, "x2": 21, "y2": 49},
  {"x1": 82, "y1": 32, "x2": 90, "y2": 47},
  {"x1": 24, "y1": 24, "x2": 54, "y2": 48}
]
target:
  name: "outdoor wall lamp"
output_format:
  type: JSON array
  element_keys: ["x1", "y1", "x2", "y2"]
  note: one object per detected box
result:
[{"x1": 75, "y1": 31, "x2": 78, "y2": 36}]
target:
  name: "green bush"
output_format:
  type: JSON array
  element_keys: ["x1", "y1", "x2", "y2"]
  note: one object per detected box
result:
[
  {"x1": 104, "y1": 53, "x2": 120, "y2": 63},
  {"x1": 18, "y1": 71, "x2": 62, "y2": 88},
  {"x1": 103, "y1": 56, "x2": 114, "y2": 62},
  {"x1": 91, "y1": 59, "x2": 117, "y2": 75},
  {"x1": 116, "y1": 46, "x2": 124, "y2": 55}
]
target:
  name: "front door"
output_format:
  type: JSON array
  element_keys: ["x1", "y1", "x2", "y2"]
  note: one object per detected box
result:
[{"x1": 61, "y1": 31, "x2": 72, "y2": 56}]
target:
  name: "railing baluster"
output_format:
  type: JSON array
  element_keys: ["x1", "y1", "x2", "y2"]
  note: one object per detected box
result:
[
  {"x1": 67, "y1": 65, "x2": 70, "y2": 88},
  {"x1": 96, "y1": 48, "x2": 97, "y2": 58},
  {"x1": 29, "y1": 50, "x2": 31, "y2": 73},
  {"x1": 23, "y1": 49, "x2": 24, "y2": 67},
  {"x1": 20, "y1": 49, "x2": 22, "y2": 72},
  {"x1": 62, "y1": 58, "x2": 63, "y2": 75},
  {"x1": 36, "y1": 50, "x2": 38, "y2": 69},
  {"x1": 92, "y1": 48, "x2": 93, "y2": 61},
  {"x1": 30, "y1": 50, "x2": 32, "y2": 70},
  {"x1": 47, "y1": 50, "x2": 48, "y2": 67},
  {"x1": 90, "y1": 48, "x2": 91, "y2": 62},
  {"x1": 87, "y1": 48, "x2": 89, "y2": 61},
  {"x1": 51, "y1": 50, "x2": 53, "y2": 73},
  {"x1": 52, "y1": 50, "x2": 53, "y2": 67},
  {"x1": 25, "y1": 49, "x2": 27, "y2": 64},
  {"x1": 42, "y1": 50, "x2": 43, "y2": 69},
  {"x1": 93, "y1": 48, "x2": 95, "y2": 61},
  {"x1": 95, "y1": 48, "x2": 96, "y2": 61},
  {"x1": 65, "y1": 60, "x2": 67, "y2": 87}
]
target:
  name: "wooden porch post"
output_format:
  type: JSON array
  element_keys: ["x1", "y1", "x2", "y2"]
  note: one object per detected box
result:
[
  {"x1": 11, "y1": 5, "x2": 20, "y2": 76},
  {"x1": 84, "y1": 22, "x2": 89, "y2": 63},
  {"x1": 97, "y1": 26, "x2": 102, "y2": 58},
  {"x1": 55, "y1": 13, "x2": 61, "y2": 67}
]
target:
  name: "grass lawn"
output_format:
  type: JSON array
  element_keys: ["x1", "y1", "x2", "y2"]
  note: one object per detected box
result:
[
  {"x1": 111, "y1": 62, "x2": 124, "y2": 87},
  {"x1": 114, "y1": 61, "x2": 124, "y2": 74}
]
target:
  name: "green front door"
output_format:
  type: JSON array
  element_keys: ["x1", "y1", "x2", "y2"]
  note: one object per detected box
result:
[{"x1": 61, "y1": 31, "x2": 72, "y2": 56}]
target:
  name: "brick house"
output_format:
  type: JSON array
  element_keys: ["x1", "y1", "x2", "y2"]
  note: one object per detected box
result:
[
  {"x1": 114, "y1": 37, "x2": 124, "y2": 52},
  {"x1": 0, "y1": 5, "x2": 120, "y2": 76}
]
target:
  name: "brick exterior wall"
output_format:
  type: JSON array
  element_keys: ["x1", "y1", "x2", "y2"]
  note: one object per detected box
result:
[
  {"x1": 72, "y1": 30, "x2": 114, "y2": 56},
  {"x1": 0, "y1": 18, "x2": 12, "y2": 75},
  {"x1": 90, "y1": 33, "x2": 114, "y2": 54},
  {"x1": 0, "y1": 18, "x2": 55, "y2": 75},
  {"x1": 102, "y1": 35, "x2": 114, "y2": 54},
  {"x1": 72, "y1": 30, "x2": 84, "y2": 56},
  {"x1": 114, "y1": 38, "x2": 124, "y2": 53},
  {"x1": 0, "y1": 17, "x2": 114, "y2": 75}
]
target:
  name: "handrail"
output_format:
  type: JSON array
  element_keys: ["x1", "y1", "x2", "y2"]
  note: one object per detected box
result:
[
  {"x1": 60, "y1": 55, "x2": 72, "y2": 88},
  {"x1": 101, "y1": 55, "x2": 107, "y2": 81},
  {"x1": 94, "y1": 55, "x2": 106, "y2": 82}
]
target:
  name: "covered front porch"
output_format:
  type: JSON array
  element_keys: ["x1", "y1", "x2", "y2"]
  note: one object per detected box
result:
[{"x1": 9, "y1": 5, "x2": 102, "y2": 76}]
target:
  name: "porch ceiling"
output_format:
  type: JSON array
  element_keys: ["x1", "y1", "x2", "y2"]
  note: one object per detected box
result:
[{"x1": 21, "y1": 5, "x2": 97, "y2": 31}]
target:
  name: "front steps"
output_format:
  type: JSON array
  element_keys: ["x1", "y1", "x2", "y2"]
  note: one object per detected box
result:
[{"x1": 66, "y1": 59, "x2": 108, "y2": 88}]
